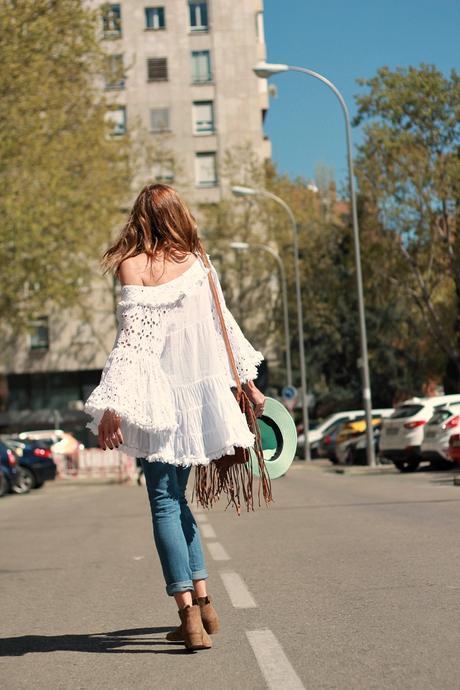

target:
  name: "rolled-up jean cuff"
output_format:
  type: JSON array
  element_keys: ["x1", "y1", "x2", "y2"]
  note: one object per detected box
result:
[{"x1": 166, "y1": 570, "x2": 209, "y2": 597}]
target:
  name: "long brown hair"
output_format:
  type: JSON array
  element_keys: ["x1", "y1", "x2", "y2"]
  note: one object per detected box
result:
[{"x1": 101, "y1": 184, "x2": 205, "y2": 275}]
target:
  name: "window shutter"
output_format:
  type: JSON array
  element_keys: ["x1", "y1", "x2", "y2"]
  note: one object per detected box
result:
[{"x1": 147, "y1": 58, "x2": 168, "y2": 81}]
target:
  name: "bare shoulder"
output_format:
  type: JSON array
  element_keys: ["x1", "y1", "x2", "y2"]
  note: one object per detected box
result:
[
  {"x1": 118, "y1": 251, "x2": 197, "y2": 287},
  {"x1": 117, "y1": 256, "x2": 144, "y2": 286}
]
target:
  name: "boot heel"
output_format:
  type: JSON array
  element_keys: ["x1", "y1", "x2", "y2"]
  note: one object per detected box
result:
[{"x1": 185, "y1": 633, "x2": 211, "y2": 650}]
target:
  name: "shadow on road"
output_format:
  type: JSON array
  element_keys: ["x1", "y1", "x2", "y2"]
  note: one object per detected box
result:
[{"x1": 0, "y1": 627, "x2": 191, "y2": 656}]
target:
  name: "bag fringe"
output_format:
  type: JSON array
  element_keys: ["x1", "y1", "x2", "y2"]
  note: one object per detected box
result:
[{"x1": 192, "y1": 388, "x2": 273, "y2": 516}]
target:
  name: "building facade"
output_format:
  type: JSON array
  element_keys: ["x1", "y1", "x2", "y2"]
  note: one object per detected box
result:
[
  {"x1": 98, "y1": 0, "x2": 270, "y2": 202},
  {"x1": 1, "y1": 0, "x2": 271, "y2": 424}
]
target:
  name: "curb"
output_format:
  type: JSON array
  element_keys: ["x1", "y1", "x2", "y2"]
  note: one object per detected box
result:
[
  {"x1": 291, "y1": 459, "x2": 397, "y2": 476},
  {"x1": 328, "y1": 465, "x2": 397, "y2": 476}
]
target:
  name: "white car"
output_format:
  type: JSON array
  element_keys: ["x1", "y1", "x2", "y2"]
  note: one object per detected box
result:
[
  {"x1": 297, "y1": 410, "x2": 367, "y2": 457},
  {"x1": 421, "y1": 402, "x2": 460, "y2": 467},
  {"x1": 380, "y1": 395, "x2": 460, "y2": 471}
]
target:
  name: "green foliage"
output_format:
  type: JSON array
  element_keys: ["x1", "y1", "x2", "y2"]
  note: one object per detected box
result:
[
  {"x1": 354, "y1": 64, "x2": 460, "y2": 391},
  {"x1": 0, "y1": 0, "x2": 130, "y2": 333}
]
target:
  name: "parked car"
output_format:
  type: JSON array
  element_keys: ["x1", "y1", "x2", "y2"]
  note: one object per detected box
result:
[
  {"x1": 421, "y1": 402, "x2": 460, "y2": 468},
  {"x1": 0, "y1": 465, "x2": 10, "y2": 497},
  {"x1": 297, "y1": 410, "x2": 365, "y2": 457},
  {"x1": 448, "y1": 434, "x2": 460, "y2": 465},
  {"x1": 335, "y1": 410, "x2": 394, "y2": 465},
  {"x1": 0, "y1": 440, "x2": 21, "y2": 496},
  {"x1": 318, "y1": 409, "x2": 394, "y2": 463},
  {"x1": 380, "y1": 395, "x2": 460, "y2": 472},
  {"x1": 15, "y1": 429, "x2": 81, "y2": 475},
  {"x1": 3, "y1": 438, "x2": 57, "y2": 490}
]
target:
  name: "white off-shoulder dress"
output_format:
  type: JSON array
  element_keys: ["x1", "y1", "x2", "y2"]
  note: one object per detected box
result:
[{"x1": 83, "y1": 252, "x2": 264, "y2": 467}]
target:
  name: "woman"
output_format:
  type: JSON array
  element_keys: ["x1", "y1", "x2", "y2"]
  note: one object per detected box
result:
[{"x1": 83, "y1": 184, "x2": 266, "y2": 651}]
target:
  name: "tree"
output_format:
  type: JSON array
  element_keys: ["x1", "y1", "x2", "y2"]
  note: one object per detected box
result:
[
  {"x1": 0, "y1": 0, "x2": 130, "y2": 334},
  {"x1": 353, "y1": 64, "x2": 460, "y2": 391}
]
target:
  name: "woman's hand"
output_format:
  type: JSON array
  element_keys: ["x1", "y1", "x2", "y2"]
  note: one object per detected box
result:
[
  {"x1": 243, "y1": 380, "x2": 265, "y2": 418},
  {"x1": 98, "y1": 409, "x2": 124, "y2": 450}
]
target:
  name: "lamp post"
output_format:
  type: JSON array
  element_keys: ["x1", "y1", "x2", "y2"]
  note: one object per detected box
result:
[
  {"x1": 231, "y1": 185, "x2": 312, "y2": 462},
  {"x1": 253, "y1": 62, "x2": 376, "y2": 467},
  {"x1": 229, "y1": 240, "x2": 293, "y2": 388}
]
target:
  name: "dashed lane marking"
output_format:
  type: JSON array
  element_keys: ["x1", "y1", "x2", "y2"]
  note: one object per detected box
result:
[
  {"x1": 195, "y1": 513, "x2": 208, "y2": 524},
  {"x1": 200, "y1": 523, "x2": 216, "y2": 539},
  {"x1": 246, "y1": 629, "x2": 305, "y2": 690},
  {"x1": 220, "y1": 571, "x2": 257, "y2": 608},
  {"x1": 206, "y1": 541, "x2": 230, "y2": 561}
]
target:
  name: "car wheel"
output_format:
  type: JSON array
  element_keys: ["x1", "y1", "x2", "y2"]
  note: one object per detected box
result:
[
  {"x1": 393, "y1": 459, "x2": 420, "y2": 473},
  {"x1": 13, "y1": 467, "x2": 34, "y2": 493},
  {"x1": 430, "y1": 458, "x2": 453, "y2": 471},
  {"x1": 0, "y1": 473, "x2": 9, "y2": 497},
  {"x1": 345, "y1": 449, "x2": 355, "y2": 466}
]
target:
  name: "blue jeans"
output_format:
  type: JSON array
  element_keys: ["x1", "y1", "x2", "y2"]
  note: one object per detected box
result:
[{"x1": 141, "y1": 459, "x2": 208, "y2": 596}]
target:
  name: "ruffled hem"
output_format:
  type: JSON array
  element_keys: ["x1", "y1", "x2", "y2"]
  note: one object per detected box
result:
[
  {"x1": 109, "y1": 436, "x2": 255, "y2": 467},
  {"x1": 228, "y1": 349, "x2": 265, "y2": 386},
  {"x1": 85, "y1": 373, "x2": 257, "y2": 467},
  {"x1": 84, "y1": 406, "x2": 178, "y2": 435}
]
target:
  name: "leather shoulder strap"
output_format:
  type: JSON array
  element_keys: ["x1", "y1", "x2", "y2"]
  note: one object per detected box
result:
[{"x1": 198, "y1": 251, "x2": 243, "y2": 397}]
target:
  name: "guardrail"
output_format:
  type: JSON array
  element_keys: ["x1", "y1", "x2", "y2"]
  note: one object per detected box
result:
[{"x1": 54, "y1": 448, "x2": 137, "y2": 483}]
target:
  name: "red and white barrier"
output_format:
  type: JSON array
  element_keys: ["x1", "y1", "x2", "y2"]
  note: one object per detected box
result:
[{"x1": 54, "y1": 448, "x2": 137, "y2": 483}]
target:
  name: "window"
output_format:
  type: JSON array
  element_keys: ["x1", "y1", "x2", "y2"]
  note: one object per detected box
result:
[
  {"x1": 193, "y1": 101, "x2": 214, "y2": 134},
  {"x1": 153, "y1": 159, "x2": 174, "y2": 182},
  {"x1": 147, "y1": 57, "x2": 168, "y2": 81},
  {"x1": 29, "y1": 316, "x2": 49, "y2": 351},
  {"x1": 105, "y1": 106, "x2": 127, "y2": 135},
  {"x1": 150, "y1": 108, "x2": 170, "y2": 132},
  {"x1": 145, "y1": 7, "x2": 165, "y2": 30},
  {"x1": 189, "y1": 1, "x2": 208, "y2": 31},
  {"x1": 105, "y1": 54, "x2": 125, "y2": 89},
  {"x1": 191, "y1": 50, "x2": 211, "y2": 83},
  {"x1": 102, "y1": 3, "x2": 122, "y2": 37},
  {"x1": 255, "y1": 11, "x2": 265, "y2": 43},
  {"x1": 390, "y1": 404, "x2": 424, "y2": 418},
  {"x1": 195, "y1": 152, "x2": 217, "y2": 187}
]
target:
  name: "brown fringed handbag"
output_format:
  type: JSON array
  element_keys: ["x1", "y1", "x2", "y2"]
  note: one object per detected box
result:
[{"x1": 192, "y1": 252, "x2": 274, "y2": 515}]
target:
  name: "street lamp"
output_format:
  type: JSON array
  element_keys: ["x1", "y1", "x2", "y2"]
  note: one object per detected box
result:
[
  {"x1": 231, "y1": 185, "x2": 312, "y2": 462},
  {"x1": 229, "y1": 240, "x2": 293, "y2": 388},
  {"x1": 253, "y1": 62, "x2": 376, "y2": 466}
]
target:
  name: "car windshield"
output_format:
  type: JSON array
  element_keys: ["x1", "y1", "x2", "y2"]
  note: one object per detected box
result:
[
  {"x1": 428, "y1": 408, "x2": 453, "y2": 425},
  {"x1": 391, "y1": 404, "x2": 423, "y2": 419},
  {"x1": 323, "y1": 417, "x2": 352, "y2": 434}
]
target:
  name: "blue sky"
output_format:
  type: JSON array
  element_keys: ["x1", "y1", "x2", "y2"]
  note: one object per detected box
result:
[{"x1": 262, "y1": 0, "x2": 460, "y2": 189}]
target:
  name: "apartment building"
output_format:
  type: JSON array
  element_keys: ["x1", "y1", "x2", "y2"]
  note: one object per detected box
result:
[
  {"x1": 1, "y1": 0, "x2": 271, "y2": 425},
  {"x1": 98, "y1": 0, "x2": 270, "y2": 202}
]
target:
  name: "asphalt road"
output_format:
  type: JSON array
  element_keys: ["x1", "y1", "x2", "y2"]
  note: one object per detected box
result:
[{"x1": 1, "y1": 462, "x2": 460, "y2": 689}]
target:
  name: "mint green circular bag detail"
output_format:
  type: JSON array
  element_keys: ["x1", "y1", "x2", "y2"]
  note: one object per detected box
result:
[{"x1": 249, "y1": 396, "x2": 297, "y2": 479}]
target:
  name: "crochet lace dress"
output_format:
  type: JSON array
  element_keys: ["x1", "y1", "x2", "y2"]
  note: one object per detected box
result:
[{"x1": 83, "y1": 252, "x2": 264, "y2": 466}]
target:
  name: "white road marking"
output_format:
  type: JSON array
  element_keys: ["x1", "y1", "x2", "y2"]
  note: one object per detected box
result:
[
  {"x1": 206, "y1": 541, "x2": 230, "y2": 561},
  {"x1": 246, "y1": 629, "x2": 305, "y2": 690},
  {"x1": 195, "y1": 513, "x2": 208, "y2": 524},
  {"x1": 200, "y1": 523, "x2": 216, "y2": 539},
  {"x1": 220, "y1": 571, "x2": 257, "y2": 608}
]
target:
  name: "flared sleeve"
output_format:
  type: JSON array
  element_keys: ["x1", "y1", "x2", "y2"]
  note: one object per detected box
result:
[
  {"x1": 83, "y1": 298, "x2": 178, "y2": 440},
  {"x1": 208, "y1": 259, "x2": 265, "y2": 386}
]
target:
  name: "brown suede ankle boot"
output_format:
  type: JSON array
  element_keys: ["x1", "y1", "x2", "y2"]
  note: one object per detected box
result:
[
  {"x1": 166, "y1": 594, "x2": 219, "y2": 641},
  {"x1": 179, "y1": 604, "x2": 212, "y2": 650},
  {"x1": 193, "y1": 595, "x2": 220, "y2": 634}
]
